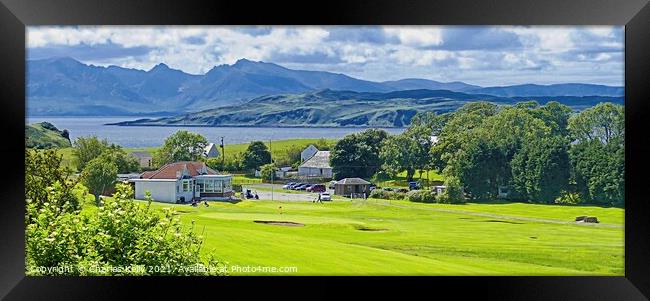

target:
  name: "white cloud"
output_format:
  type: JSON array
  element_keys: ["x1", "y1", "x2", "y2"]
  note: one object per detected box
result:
[
  {"x1": 27, "y1": 26, "x2": 624, "y2": 86},
  {"x1": 383, "y1": 26, "x2": 443, "y2": 47}
]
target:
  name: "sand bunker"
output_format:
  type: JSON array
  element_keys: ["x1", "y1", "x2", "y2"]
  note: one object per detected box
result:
[{"x1": 254, "y1": 220, "x2": 305, "y2": 227}]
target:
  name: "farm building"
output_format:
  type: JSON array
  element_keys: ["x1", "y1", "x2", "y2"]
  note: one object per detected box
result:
[
  {"x1": 298, "y1": 151, "x2": 332, "y2": 178},
  {"x1": 129, "y1": 161, "x2": 233, "y2": 203},
  {"x1": 334, "y1": 178, "x2": 371, "y2": 196},
  {"x1": 300, "y1": 144, "x2": 319, "y2": 162}
]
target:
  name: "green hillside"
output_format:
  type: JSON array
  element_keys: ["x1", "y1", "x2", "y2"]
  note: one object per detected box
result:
[
  {"x1": 25, "y1": 122, "x2": 72, "y2": 149},
  {"x1": 111, "y1": 89, "x2": 623, "y2": 128}
]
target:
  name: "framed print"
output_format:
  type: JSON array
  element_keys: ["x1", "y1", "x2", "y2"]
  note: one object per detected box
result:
[{"x1": 1, "y1": 0, "x2": 649, "y2": 299}]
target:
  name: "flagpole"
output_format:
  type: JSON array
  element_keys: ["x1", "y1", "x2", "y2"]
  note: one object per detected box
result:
[{"x1": 270, "y1": 138, "x2": 274, "y2": 202}]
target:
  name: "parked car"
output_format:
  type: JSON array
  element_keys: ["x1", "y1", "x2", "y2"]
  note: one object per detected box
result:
[
  {"x1": 282, "y1": 182, "x2": 295, "y2": 189},
  {"x1": 408, "y1": 181, "x2": 421, "y2": 191},
  {"x1": 329, "y1": 181, "x2": 336, "y2": 189},
  {"x1": 290, "y1": 183, "x2": 304, "y2": 189},
  {"x1": 307, "y1": 184, "x2": 326, "y2": 193},
  {"x1": 382, "y1": 187, "x2": 394, "y2": 191},
  {"x1": 298, "y1": 184, "x2": 313, "y2": 191},
  {"x1": 320, "y1": 192, "x2": 331, "y2": 201},
  {"x1": 368, "y1": 185, "x2": 377, "y2": 191},
  {"x1": 294, "y1": 183, "x2": 309, "y2": 190}
]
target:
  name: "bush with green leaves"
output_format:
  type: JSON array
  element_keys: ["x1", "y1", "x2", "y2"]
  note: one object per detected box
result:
[
  {"x1": 369, "y1": 189, "x2": 407, "y2": 200},
  {"x1": 26, "y1": 183, "x2": 227, "y2": 276},
  {"x1": 260, "y1": 163, "x2": 277, "y2": 181},
  {"x1": 435, "y1": 176, "x2": 465, "y2": 204},
  {"x1": 554, "y1": 191, "x2": 585, "y2": 205},
  {"x1": 406, "y1": 190, "x2": 436, "y2": 203}
]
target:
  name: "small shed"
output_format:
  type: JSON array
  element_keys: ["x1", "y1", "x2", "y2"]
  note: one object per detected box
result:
[{"x1": 334, "y1": 178, "x2": 371, "y2": 196}]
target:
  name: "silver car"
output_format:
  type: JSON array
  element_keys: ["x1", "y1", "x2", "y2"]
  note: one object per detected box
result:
[{"x1": 320, "y1": 192, "x2": 331, "y2": 201}]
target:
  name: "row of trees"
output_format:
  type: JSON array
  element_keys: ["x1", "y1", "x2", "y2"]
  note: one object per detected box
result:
[
  {"x1": 149, "y1": 130, "x2": 332, "y2": 173},
  {"x1": 328, "y1": 101, "x2": 624, "y2": 206}
]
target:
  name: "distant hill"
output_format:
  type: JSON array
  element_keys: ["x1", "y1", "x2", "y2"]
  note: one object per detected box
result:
[
  {"x1": 382, "y1": 78, "x2": 481, "y2": 92},
  {"x1": 26, "y1": 122, "x2": 72, "y2": 149},
  {"x1": 470, "y1": 83, "x2": 624, "y2": 97},
  {"x1": 28, "y1": 57, "x2": 624, "y2": 116},
  {"x1": 111, "y1": 89, "x2": 623, "y2": 128}
]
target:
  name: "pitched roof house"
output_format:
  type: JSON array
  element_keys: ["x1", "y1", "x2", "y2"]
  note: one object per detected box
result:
[
  {"x1": 130, "y1": 161, "x2": 232, "y2": 203},
  {"x1": 204, "y1": 143, "x2": 220, "y2": 158},
  {"x1": 298, "y1": 151, "x2": 332, "y2": 178}
]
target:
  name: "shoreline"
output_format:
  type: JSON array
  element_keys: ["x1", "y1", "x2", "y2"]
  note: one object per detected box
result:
[{"x1": 104, "y1": 123, "x2": 408, "y2": 129}]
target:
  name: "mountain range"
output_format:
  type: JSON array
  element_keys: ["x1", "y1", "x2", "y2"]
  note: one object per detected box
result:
[
  {"x1": 110, "y1": 89, "x2": 623, "y2": 128},
  {"x1": 27, "y1": 57, "x2": 624, "y2": 116}
]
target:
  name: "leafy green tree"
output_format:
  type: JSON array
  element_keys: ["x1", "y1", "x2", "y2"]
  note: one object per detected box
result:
[
  {"x1": 380, "y1": 134, "x2": 420, "y2": 181},
  {"x1": 153, "y1": 131, "x2": 208, "y2": 166},
  {"x1": 242, "y1": 141, "x2": 272, "y2": 170},
  {"x1": 98, "y1": 145, "x2": 140, "y2": 173},
  {"x1": 314, "y1": 138, "x2": 332, "y2": 151},
  {"x1": 380, "y1": 126, "x2": 431, "y2": 181},
  {"x1": 331, "y1": 129, "x2": 388, "y2": 179},
  {"x1": 260, "y1": 163, "x2": 277, "y2": 181},
  {"x1": 568, "y1": 103, "x2": 624, "y2": 206},
  {"x1": 438, "y1": 105, "x2": 552, "y2": 201},
  {"x1": 451, "y1": 135, "x2": 506, "y2": 200},
  {"x1": 72, "y1": 136, "x2": 110, "y2": 171},
  {"x1": 274, "y1": 144, "x2": 302, "y2": 167},
  {"x1": 531, "y1": 101, "x2": 573, "y2": 137},
  {"x1": 570, "y1": 138, "x2": 624, "y2": 206},
  {"x1": 569, "y1": 102, "x2": 624, "y2": 144},
  {"x1": 430, "y1": 102, "x2": 498, "y2": 172},
  {"x1": 25, "y1": 149, "x2": 80, "y2": 218},
  {"x1": 81, "y1": 157, "x2": 118, "y2": 205},
  {"x1": 511, "y1": 136, "x2": 571, "y2": 203}
]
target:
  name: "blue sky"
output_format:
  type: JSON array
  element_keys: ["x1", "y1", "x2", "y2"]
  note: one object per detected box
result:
[{"x1": 27, "y1": 26, "x2": 624, "y2": 86}]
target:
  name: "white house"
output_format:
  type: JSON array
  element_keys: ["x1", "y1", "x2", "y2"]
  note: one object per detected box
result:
[
  {"x1": 298, "y1": 151, "x2": 332, "y2": 178},
  {"x1": 129, "y1": 161, "x2": 233, "y2": 203},
  {"x1": 300, "y1": 144, "x2": 319, "y2": 162},
  {"x1": 204, "y1": 143, "x2": 220, "y2": 158}
]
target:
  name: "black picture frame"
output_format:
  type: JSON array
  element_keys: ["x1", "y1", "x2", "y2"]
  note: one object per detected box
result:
[{"x1": 1, "y1": 0, "x2": 649, "y2": 299}]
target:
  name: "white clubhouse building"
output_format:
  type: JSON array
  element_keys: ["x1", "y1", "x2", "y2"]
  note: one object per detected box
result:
[{"x1": 130, "y1": 161, "x2": 233, "y2": 203}]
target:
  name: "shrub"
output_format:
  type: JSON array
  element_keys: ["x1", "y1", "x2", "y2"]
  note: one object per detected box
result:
[
  {"x1": 25, "y1": 183, "x2": 227, "y2": 276},
  {"x1": 407, "y1": 190, "x2": 436, "y2": 203},
  {"x1": 435, "y1": 176, "x2": 465, "y2": 204},
  {"x1": 554, "y1": 191, "x2": 584, "y2": 205},
  {"x1": 369, "y1": 189, "x2": 407, "y2": 200}
]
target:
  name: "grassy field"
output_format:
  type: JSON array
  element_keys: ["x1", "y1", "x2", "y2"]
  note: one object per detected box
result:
[
  {"x1": 374, "y1": 169, "x2": 446, "y2": 188},
  {"x1": 138, "y1": 197, "x2": 624, "y2": 276}
]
